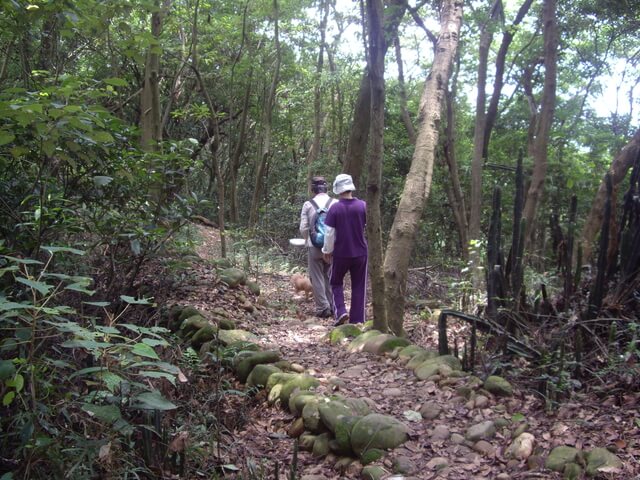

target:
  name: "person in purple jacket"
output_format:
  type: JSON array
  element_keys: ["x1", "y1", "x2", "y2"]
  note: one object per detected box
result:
[{"x1": 322, "y1": 174, "x2": 368, "y2": 326}]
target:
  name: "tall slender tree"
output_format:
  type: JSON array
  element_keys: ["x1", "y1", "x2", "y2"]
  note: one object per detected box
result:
[{"x1": 383, "y1": 0, "x2": 463, "y2": 336}]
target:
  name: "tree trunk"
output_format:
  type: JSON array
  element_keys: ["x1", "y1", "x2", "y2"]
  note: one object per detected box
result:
[
  {"x1": 483, "y1": 0, "x2": 535, "y2": 157},
  {"x1": 394, "y1": 35, "x2": 416, "y2": 144},
  {"x1": 249, "y1": 0, "x2": 281, "y2": 228},
  {"x1": 580, "y1": 127, "x2": 640, "y2": 263},
  {"x1": 442, "y1": 53, "x2": 468, "y2": 259},
  {"x1": 190, "y1": 0, "x2": 226, "y2": 257},
  {"x1": 468, "y1": 0, "x2": 502, "y2": 287},
  {"x1": 306, "y1": 0, "x2": 329, "y2": 190},
  {"x1": 383, "y1": 0, "x2": 463, "y2": 336},
  {"x1": 140, "y1": 0, "x2": 170, "y2": 150},
  {"x1": 366, "y1": 0, "x2": 387, "y2": 332},
  {"x1": 343, "y1": 0, "x2": 407, "y2": 188},
  {"x1": 469, "y1": 0, "x2": 501, "y2": 237},
  {"x1": 522, "y1": 0, "x2": 558, "y2": 247}
]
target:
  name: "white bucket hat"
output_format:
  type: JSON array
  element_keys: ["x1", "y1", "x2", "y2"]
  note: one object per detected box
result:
[{"x1": 333, "y1": 174, "x2": 356, "y2": 195}]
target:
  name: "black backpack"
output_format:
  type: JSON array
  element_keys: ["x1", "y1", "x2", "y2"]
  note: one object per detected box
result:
[{"x1": 309, "y1": 198, "x2": 333, "y2": 248}]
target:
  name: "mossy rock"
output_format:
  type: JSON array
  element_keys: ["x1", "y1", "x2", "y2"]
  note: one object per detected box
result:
[
  {"x1": 235, "y1": 350, "x2": 281, "y2": 383},
  {"x1": 329, "y1": 324, "x2": 363, "y2": 344},
  {"x1": 217, "y1": 318, "x2": 236, "y2": 330},
  {"x1": 312, "y1": 432, "x2": 331, "y2": 458},
  {"x1": 406, "y1": 350, "x2": 440, "y2": 369},
  {"x1": 397, "y1": 345, "x2": 428, "y2": 363},
  {"x1": 350, "y1": 413, "x2": 410, "y2": 456},
  {"x1": 361, "y1": 465, "x2": 388, "y2": 480},
  {"x1": 302, "y1": 398, "x2": 330, "y2": 433},
  {"x1": 265, "y1": 372, "x2": 298, "y2": 391},
  {"x1": 414, "y1": 355, "x2": 462, "y2": 379},
  {"x1": 362, "y1": 334, "x2": 411, "y2": 355},
  {"x1": 299, "y1": 433, "x2": 316, "y2": 451},
  {"x1": 211, "y1": 258, "x2": 233, "y2": 269},
  {"x1": 218, "y1": 329, "x2": 259, "y2": 346},
  {"x1": 360, "y1": 448, "x2": 385, "y2": 465},
  {"x1": 346, "y1": 330, "x2": 383, "y2": 352},
  {"x1": 342, "y1": 397, "x2": 371, "y2": 416},
  {"x1": 178, "y1": 306, "x2": 202, "y2": 323},
  {"x1": 318, "y1": 400, "x2": 357, "y2": 433},
  {"x1": 246, "y1": 280, "x2": 261, "y2": 296},
  {"x1": 166, "y1": 305, "x2": 186, "y2": 331},
  {"x1": 273, "y1": 375, "x2": 320, "y2": 405},
  {"x1": 585, "y1": 447, "x2": 622, "y2": 476},
  {"x1": 179, "y1": 315, "x2": 209, "y2": 337},
  {"x1": 219, "y1": 268, "x2": 247, "y2": 288},
  {"x1": 191, "y1": 325, "x2": 218, "y2": 349},
  {"x1": 333, "y1": 415, "x2": 360, "y2": 454},
  {"x1": 545, "y1": 446, "x2": 580, "y2": 472},
  {"x1": 484, "y1": 375, "x2": 513, "y2": 397},
  {"x1": 289, "y1": 392, "x2": 319, "y2": 416},
  {"x1": 246, "y1": 364, "x2": 282, "y2": 388},
  {"x1": 563, "y1": 463, "x2": 582, "y2": 480},
  {"x1": 414, "y1": 361, "x2": 441, "y2": 380},
  {"x1": 227, "y1": 341, "x2": 260, "y2": 354}
]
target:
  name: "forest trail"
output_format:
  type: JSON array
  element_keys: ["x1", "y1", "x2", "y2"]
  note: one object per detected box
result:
[{"x1": 166, "y1": 225, "x2": 639, "y2": 479}]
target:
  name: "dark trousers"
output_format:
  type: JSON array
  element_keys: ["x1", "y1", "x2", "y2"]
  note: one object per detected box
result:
[{"x1": 330, "y1": 255, "x2": 367, "y2": 323}]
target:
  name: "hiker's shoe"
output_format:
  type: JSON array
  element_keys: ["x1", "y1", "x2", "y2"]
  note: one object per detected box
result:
[
  {"x1": 333, "y1": 313, "x2": 349, "y2": 326},
  {"x1": 316, "y1": 308, "x2": 333, "y2": 318}
]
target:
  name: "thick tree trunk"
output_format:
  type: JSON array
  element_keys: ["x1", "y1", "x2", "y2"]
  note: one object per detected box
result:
[
  {"x1": 249, "y1": 0, "x2": 281, "y2": 228},
  {"x1": 366, "y1": 0, "x2": 387, "y2": 332},
  {"x1": 580, "y1": 128, "x2": 640, "y2": 263},
  {"x1": 343, "y1": 0, "x2": 407, "y2": 188},
  {"x1": 383, "y1": 0, "x2": 463, "y2": 336},
  {"x1": 522, "y1": 0, "x2": 557, "y2": 246}
]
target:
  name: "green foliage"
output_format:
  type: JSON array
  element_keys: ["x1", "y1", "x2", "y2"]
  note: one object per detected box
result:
[{"x1": 0, "y1": 249, "x2": 181, "y2": 478}]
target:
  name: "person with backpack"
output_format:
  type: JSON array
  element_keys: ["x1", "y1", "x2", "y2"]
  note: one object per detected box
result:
[
  {"x1": 299, "y1": 176, "x2": 335, "y2": 318},
  {"x1": 322, "y1": 174, "x2": 368, "y2": 326}
]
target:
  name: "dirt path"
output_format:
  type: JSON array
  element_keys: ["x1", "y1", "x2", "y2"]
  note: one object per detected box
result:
[{"x1": 171, "y1": 225, "x2": 639, "y2": 479}]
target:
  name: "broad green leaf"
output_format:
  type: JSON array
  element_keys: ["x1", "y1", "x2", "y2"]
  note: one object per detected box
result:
[
  {"x1": 131, "y1": 391, "x2": 177, "y2": 410},
  {"x1": 95, "y1": 325, "x2": 120, "y2": 335},
  {"x1": 131, "y1": 343, "x2": 159, "y2": 360},
  {"x1": 90, "y1": 131, "x2": 114, "y2": 143},
  {"x1": 97, "y1": 371, "x2": 124, "y2": 393},
  {"x1": 120, "y1": 295, "x2": 153, "y2": 305},
  {"x1": 40, "y1": 246, "x2": 86, "y2": 255},
  {"x1": 93, "y1": 176, "x2": 113, "y2": 186},
  {"x1": 64, "y1": 283, "x2": 95, "y2": 295},
  {"x1": 2, "y1": 391, "x2": 15, "y2": 406},
  {"x1": 137, "y1": 371, "x2": 176, "y2": 385},
  {"x1": 83, "y1": 301, "x2": 110, "y2": 307},
  {"x1": 61, "y1": 339, "x2": 111, "y2": 349},
  {"x1": 6, "y1": 373, "x2": 24, "y2": 392},
  {"x1": 128, "y1": 361, "x2": 179, "y2": 374},
  {"x1": 0, "y1": 266, "x2": 19, "y2": 277},
  {"x1": 0, "y1": 131, "x2": 15, "y2": 146},
  {"x1": 70, "y1": 366, "x2": 107, "y2": 379},
  {"x1": 16, "y1": 277, "x2": 52, "y2": 295},
  {"x1": 0, "y1": 301, "x2": 33, "y2": 312},
  {"x1": 142, "y1": 338, "x2": 168, "y2": 347},
  {"x1": 82, "y1": 403, "x2": 122, "y2": 423},
  {"x1": 1, "y1": 255, "x2": 43, "y2": 265},
  {"x1": 104, "y1": 77, "x2": 128, "y2": 87}
]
